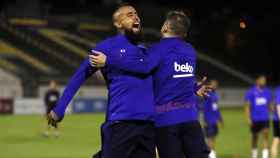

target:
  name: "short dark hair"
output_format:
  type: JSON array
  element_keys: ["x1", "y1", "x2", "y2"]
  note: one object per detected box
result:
[
  {"x1": 165, "y1": 11, "x2": 191, "y2": 37},
  {"x1": 112, "y1": 2, "x2": 135, "y2": 22},
  {"x1": 255, "y1": 74, "x2": 266, "y2": 80}
]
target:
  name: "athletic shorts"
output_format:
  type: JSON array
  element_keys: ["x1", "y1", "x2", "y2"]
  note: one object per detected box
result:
[
  {"x1": 46, "y1": 103, "x2": 55, "y2": 114},
  {"x1": 273, "y1": 121, "x2": 280, "y2": 138},
  {"x1": 102, "y1": 120, "x2": 155, "y2": 158},
  {"x1": 156, "y1": 121, "x2": 210, "y2": 158},
  {"x1": 251, "y1": 121, "x2": 269, "y2": 134},
  {"x1": 205, "y1": 124, "x2": 219, "y2": 138}
]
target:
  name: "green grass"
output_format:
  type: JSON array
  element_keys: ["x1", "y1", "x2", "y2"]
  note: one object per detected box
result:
[{"x1": 0, "y1": 109, "x2": 273, "y2": 158}]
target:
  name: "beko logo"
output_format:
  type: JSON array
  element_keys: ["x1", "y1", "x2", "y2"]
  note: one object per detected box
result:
[{"x1": 173, "y1": 62, "x2": 194, "y2": 78}]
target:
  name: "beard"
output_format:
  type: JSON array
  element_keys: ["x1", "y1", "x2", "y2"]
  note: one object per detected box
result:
[{"x1": 124, "y1": 29, "x2": 143, "y2": 44}]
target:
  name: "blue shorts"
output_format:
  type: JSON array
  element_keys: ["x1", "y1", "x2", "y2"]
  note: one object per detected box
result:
[
  {"x1": 102, "y1": 120, "x2": 155, "y2": 158},
  {"x1": 156, "y1": 121, "x2": 209, "y2": 158},
  {"x1": 204, "y1": 124, "x2": 219, "y2": 138}
]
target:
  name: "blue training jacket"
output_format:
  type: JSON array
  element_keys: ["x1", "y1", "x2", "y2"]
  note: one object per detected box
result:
[
  {"x1": 244, "y1": 85, "x2": 272, "y2": 122},
  {"x1": 53, "y1": 34, "x2": 155, "y2": 122},
  {"x1": 203, "y1": 90, "x2": 222, "y2": 126},
  {"x1": 106, "y1": 37, "x2": 199, "y2": 127}
]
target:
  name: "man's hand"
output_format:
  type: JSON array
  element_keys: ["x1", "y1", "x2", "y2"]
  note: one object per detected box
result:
[
  {"x1": 197, "y1": 76, "x2": 207, "y2": 87},
  {"x1": 89, "y1": 50, "x2": 107, "y2": 68},
  {"x1": 47, "y1": 110, "x2": 59, "y2": 128},
  {"x1": 196, "y1": 85, "x2": 212, "y2": 98},
  {"x1": 247, "y1": 118, "x2": 252, "y2": 127},
  {"x1": 195, "y1": 77, "x2": 212, "y2": 98}
]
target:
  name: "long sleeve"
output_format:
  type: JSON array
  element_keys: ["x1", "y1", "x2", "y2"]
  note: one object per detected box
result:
[
  {"x1": 216, "y1": 108, "x2": 223, "y2": 122},
  {"x1": 52, "y1": 58, "x2": 97, "y2": 119},
  {"x1": 105, "y1": 45, "x2": 161, "y2": 75}
]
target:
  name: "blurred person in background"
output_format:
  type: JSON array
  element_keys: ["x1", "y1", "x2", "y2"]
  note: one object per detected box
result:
[
  {"x1": 271, "y1": 86, "x2": 280, "y2": 158},
  {"x1": 202, "y1": 79, "x2": 223, "y2": 158},
  {"x1": 244, "y1": 75, "x2": 272, "y2": 158},
  {"x1": 43, "y1": 80, "x2": 60, "y2": 138}
]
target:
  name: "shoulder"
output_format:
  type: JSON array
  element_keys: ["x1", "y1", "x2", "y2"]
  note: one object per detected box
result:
[
  {"x1": 213, "y1": 91, "x2": 219, "y2": 98},
  {"x1": 175, "y1": 41, "x2": 196, "y2": 58},
  {"x1": 245, "y1": 87, "x2": 255, "y2": 96},
  {"x1": 94, "y1": 35, "x2": 119, "y2": 52},
  {"x1": 264, "y1": 87, "x2": 272, "y2": 94},
  {"x1": 45, "y1": 90, "x2": 51, "y2": 94},
  {"x1": 184, "y1": 42, "x2": 196, "y2": 52}
]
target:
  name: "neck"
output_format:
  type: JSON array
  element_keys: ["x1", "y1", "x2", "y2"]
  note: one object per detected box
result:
[
  {"x1": 118, "y1": 29, "x2": 141, "y2": 45},
  {"x1": 118, "y1": 29, "x2": 125, "y2": 34},
  {"x1": 256, "y1": 85, "x2": 264, "y2": 89},
  {"x1": 162, "y1": 33, "x2": 184, "y2": 39}
]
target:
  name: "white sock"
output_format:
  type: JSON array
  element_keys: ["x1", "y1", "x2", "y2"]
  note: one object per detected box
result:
[
  {"x1": 44, "y1": 131, "x2": 49, "y2": 137},
  {"x1": 252, "y1": 149, "x2": 258, "y2": 158},
  {"x1": 262, "y1": 149, "x2": 269, "y2": 158},
  {"x1": 209, "y1": 150, "x2": 216, "y2": 158},
  {"x1": 54, "y1": 131, "x2": 60, "y2": 138}
]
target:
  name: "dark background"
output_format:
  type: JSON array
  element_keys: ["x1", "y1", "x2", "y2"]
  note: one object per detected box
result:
[{"x1": 1, "y1": 0, "x2": 279, "y2": 84}]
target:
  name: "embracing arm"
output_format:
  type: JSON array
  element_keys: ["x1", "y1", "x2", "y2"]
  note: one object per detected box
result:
[{"x1": 91, "y1": 46, "x2": 161, "y2": 75}]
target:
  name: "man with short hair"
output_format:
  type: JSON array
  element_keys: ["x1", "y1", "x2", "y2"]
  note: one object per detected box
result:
[
  {"x1": 245, "y1": 75, "x2": 272, "y2": 158},
  {"x1": 91, "y1": 10, "x2": 210, "y2": 158},
  {"x1": 48, "y1": 4, "x2": 156, "y2": 158},
  {"x1": 202, "y1": 79, "x2": 223, "y2": 158}
]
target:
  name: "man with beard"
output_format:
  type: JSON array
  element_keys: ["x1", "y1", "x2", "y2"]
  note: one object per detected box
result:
[
  {"x1": 202, "y1": 79, "x2": 223, "y2": 158},
  {"x1": 48, "y1": 4, "x2": 155, "y2": 158},
  {"x1": 91, "y1": 11, "x2": 210, "y2": 158},
  {"x1": 245, "y1": 75, "x2": 272, "y2": 158}
]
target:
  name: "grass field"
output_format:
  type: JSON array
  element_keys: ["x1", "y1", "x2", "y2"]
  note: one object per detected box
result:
[{"x1": 0, "y1": 108, "x2": 274, "y2": 158}]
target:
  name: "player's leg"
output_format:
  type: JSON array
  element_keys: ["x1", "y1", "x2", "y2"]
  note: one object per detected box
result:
[
  {"x1": 43, "y1": 111, "x2": 51, "y2": 137},
  {"x1": 251, "y1": 122, "x2": 259, "y2": 158},
  {"x1": 261, "y1": 121, "x2": 270, "y2": 158},
  {"x1": 207, "y1": 137, "x2": 215, "y2": 150},
  {"x1": 271, "y1": 120, "x2": 280, "y2": 158},
  {"x1": 156, "y1": 124, "x2": 184, "y2": 158},
  {"x1": 207, "y1": 137, "x2": 216, "y2": 158},
  {"x1": 53, "y1": 124, "x2": 60, "y2": 138},
  {"x1": 102, "y1": 121, "x2": 137, "y2": 158},
  {"x1": 251, "y1": 133, "x2": 259, "y2": 158},
  {"x1": 271, "y1": 138, "x2": 279, "y2": 158},
  {"x1": 182, "y1": 121, "x2": 210, "y2": 158},
  {"x1": 262, "y1": 128, "x2": 269, "y2": 158},
  {"x1": 43, "y1": 123, "x2": 51, "y2": 137},
  {"x1": 206, "y1": 124, "x2": 218, "y2": 158},
  {"x1": 133, "y1": 122, "x2": 156, "y2": 158}
]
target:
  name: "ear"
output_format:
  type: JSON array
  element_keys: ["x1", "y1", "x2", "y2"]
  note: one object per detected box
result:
[
  {"x1": 114, "y1": 21, "x2": 122, "y2": 29},
  {"x1": 183, "y1": 32, "x2": 188, "y2": 38},
  {"x1": 161, "y1": 22, "x2": 169, "y2": 33}
]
